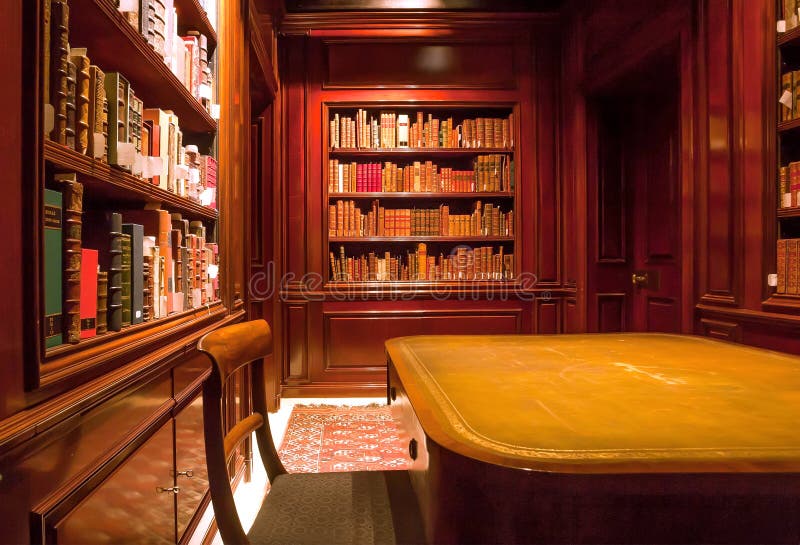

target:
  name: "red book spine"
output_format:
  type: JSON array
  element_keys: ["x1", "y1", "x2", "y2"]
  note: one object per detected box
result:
[{"x1": 80, "y1": 248, "x2": 98, "y2": 339}]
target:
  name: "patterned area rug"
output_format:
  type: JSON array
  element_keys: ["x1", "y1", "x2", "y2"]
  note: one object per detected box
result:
[{"x1": 277, "y1": 404, "x2": 411, "y2": 473}]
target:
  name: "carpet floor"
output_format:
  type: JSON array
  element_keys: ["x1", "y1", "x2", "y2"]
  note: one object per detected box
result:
[{"x1": 277, "y1": 404, "x2": 411, "y2": 473}]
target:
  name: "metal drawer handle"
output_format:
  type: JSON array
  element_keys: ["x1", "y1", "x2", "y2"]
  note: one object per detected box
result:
[
  {"x1": 156, "y1": 486, "x2": 180, "y2": 494},
  {"x1": 176, "y1": 469, "x2": 194, "y2": 478}
]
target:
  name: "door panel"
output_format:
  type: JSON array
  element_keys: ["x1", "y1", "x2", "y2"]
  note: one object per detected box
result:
[{"x1": 175, "y1": 392, "x2": 209, "y2": 541}]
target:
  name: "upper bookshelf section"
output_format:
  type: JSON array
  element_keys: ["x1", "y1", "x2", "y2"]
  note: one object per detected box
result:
[{"x1": 68, "y1": 0, "x2": 216, "y2": 134}]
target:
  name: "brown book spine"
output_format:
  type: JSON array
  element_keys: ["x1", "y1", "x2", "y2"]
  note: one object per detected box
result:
[
  {"x1": 49, "y1": 0, "x2": 69, "y2": 144},
  {"x1": 65, "y1": 60, "x2": 77, "y2": 150},
  {"x1": 70, "y1": 52, "x2": 91, "y2": 154},
  {"x1": 96, "y1": 270, "x2": 108, "y2": 334},
  {"x1": 142, "y1": 256, "x2": 152, "y2": 321},
  {"x1": 777, "y1": 239, "x2": 788, "y2": 294},
  {"x1": 55, "y1": 176, "x2": 83, "y2": 343},
  {"x1": 789, "y1": 239, "x2": 799, "y2": 295}
]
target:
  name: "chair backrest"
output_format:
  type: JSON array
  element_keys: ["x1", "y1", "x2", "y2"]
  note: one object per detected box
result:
[{"x1": 197, "y1": 319, "x2": 287, "y2": 545}]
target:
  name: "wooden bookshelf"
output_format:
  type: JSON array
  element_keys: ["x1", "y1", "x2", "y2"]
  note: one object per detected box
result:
[
  {"x1": 45, "y1": 141, "x2": 218, "y2": 221},
  {"x1": 329, "y1": 192, "x2": 514, "y2": 199},
  {"x1": 777, "y1": 206, "x2": 800, "y2": 218},
  {"x1": 778, "y1": 24, "x2": 800, "y2": 46},
  {"x1": 329, "y1": 236, "x2": 514, "y2": 243},
  {"x1": 329, "y1": 148, "x2": 513, "y2": 157},
  {"x1": 68, "y1": 0, "x2": 216, "y2": 133}
]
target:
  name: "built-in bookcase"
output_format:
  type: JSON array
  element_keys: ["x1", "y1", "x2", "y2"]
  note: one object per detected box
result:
[
  {"x1": 323, "y1": 104, "x2": 518, "y2": 286},
  {"x1": 34, "y1": 0, "x2": 221, "y2": 388}
]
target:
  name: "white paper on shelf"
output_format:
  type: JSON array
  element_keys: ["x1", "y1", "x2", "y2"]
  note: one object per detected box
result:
[
  {"x1": 189, "y1": 167, "x2": 200, "y2": 184},
  {"x1": 44, "y1": 104, "x2": 54, "y2": 134},
  {"x1": 136, "y1": 153, "x2": 149, "y2": 178},
  {"x1": 186, "y1": 144, "x2": 199, "y2": 153},
  {"x1": 192, "y1": 288, "x2": 202, "y2": 309},
  {"x1": 780, "y1": 90, "x2": 793, "y2": 108},
  {"x1": 783, "y1": 193, "x2": 793, "y2": 208},
  {"x1": 92, "y1": 133, "x2": 105, "y2": 158},
  {"x1": 199, "y1": 84, "x2": 213, "y2": 100},
  {"x1": 116, "y1": 142, "x2": 136, "y2": 166},
  {"x1": 207, "y1": 263, "x2": 219, "y2": 279},
  {"x1": 118, "y1": 0, "x2": 138, "y2": 10},
  {"x1": 768, "y1": 273, "x2": 778, "y2": 287},
  {"x1": 210, "y1": 104, "x2": 220, "y2": 120},
  {"x1": 148, "y1": 156, "x2": 164, "y2": 174},
  {"x1": 175, "y1": 164, "x2": 190, "y2": 179},
  {"x1": 199, "y1": 187, "x2": 215, "y2": 206},
  {"x1": 778, "y1": 20, "x2": 787, "y2": 33}
]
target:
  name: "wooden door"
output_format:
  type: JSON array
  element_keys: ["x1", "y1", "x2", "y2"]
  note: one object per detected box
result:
[{"x1": 589, "y1": 57, "x2": 682, "y2": 333}]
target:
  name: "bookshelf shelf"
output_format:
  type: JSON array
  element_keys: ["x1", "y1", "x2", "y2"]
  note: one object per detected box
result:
[
  {"x1": 68, "y1": 0, "x2": 216, "y2": 133},
  {"x1": 44, "y1": 141, "x2": 218, "y2": 221},
  {"x1": 777, "y1": 206, "x2": 800, "y2": 219},
  {"x1": 778, "y1": 117, "x2": 800, "y2": 133},
  {"x1": 329, "y1": 148, "x2": 513, "y2": 157},
  {"x1": 329, "y1": 192, "x2": 514, "y2": 199},
  {"x1": 330, "y1": 236, "x2": 514, "y2": 243},
  {"x1": 173, "y1": 0, "x2": 217, "y2": 52},
  {"x1": 778, "y1": 24, "x2": 800, "y2": 47}
]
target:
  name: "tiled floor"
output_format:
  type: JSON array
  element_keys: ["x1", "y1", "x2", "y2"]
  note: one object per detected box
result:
[{"x1": 192, "y1": 397, "x2": 385, "y2": 545}]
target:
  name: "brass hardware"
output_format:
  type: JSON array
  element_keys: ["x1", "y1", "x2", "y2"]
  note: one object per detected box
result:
[
  {"x1": 632, "y1": 272, "x2": 648, "y2": 287},
  {"x1": 156, "y1": 486, "x2": 180, "y2": 494},
  {"x1": 408, "y1": 438, "x2": 418, "y2": 461},
  {"x1": 176, "y1": 469, "x2": 194, "y2": 478}
]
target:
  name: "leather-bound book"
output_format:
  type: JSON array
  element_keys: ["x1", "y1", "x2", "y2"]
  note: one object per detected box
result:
[
  {"x1": 129, "y1": 93, "x2": 143, "y2": 159},
  {"x1": 88, "y1": 65, "x2": 107, "y2": 161},
  {"x1": 169, "y1": 229, "x2": 183, "y2": 313},
  {"x1": 777, "y1": 239, "x2": 788, "y2": 295},
  {"x1": 49, "y1": 0, "x2": 69, "y2": 144},
  {"x1": 143, "y1": 235, "x2": 158, "y2": 319},
  {"x1": 120, "y1": 232, "x2": 132, "y2": 327},
  {"x1": 84, "y1": 211, "x2": 123, "y2": 332},
  {"x1": 44, "y1": 189, "x2": 63, "y2": 348},
  {"x1": 122, "y1": 223, "x2": 144, "y2": 325},
  {"x1": 54, "y1": 173, "x2": 83, "y2": 344},
  {"x1": 80, "y1": 248, "x2": 98, "y2": 339},
  {"x1": 96, "y1": 270, "x2": 108, "y2": 334},
  {"x1": 65, "y1": 59, "x2": 77, "y2": 150},
  {"x1": 143, "y1": 109, "x2": 169, "y2": 189},
  {"x1": 104, "y1": 72, "x2": 129, "y2": 167},
  {"x1": 69, "y1": 48, "x2": 91, "y2": 154},
  {"x1": 142, "y1": 255, "x2": 152, "y2": 321},
  {"x1": 171, "y1": 214, "x2": 190, "y2": 309}
]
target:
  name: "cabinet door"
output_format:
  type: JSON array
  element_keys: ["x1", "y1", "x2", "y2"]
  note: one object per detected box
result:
[
  {"x1": 54, "y1": 422, "x2": 176, "y2": 544},
  {"x1": 175, "y1": 391, "x2": 209, "y2": 541}
]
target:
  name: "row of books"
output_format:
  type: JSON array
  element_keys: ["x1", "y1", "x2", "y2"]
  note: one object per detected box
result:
[
  {"x1": 330, "y1": 111, "x2": 514, "y2": 150},
  {"x1": 328, "y1": 156, "x2": 514, "y2": 194},
  {"x1": 43, "y1": 175, "x2": 219, "y2": 348},
  {"x1": 44, "y1": 4, "x2": 218, "y2": 207},
  {"x1": 778, "y1": 163, "x2": 800, "y2": 208},
  {"x1": 328, "y1": 201, "x2": 513, "y2": 238},
  {"x1": 329, "y1": 244, "x2": 515, "y2": 282},
  {"x1": 781, "y1": 0, "x2": 800, "y2": 31},
  {"x1": 118, "y1": 0, "x2": 215, "y2": 112},
  {"x1": 776, "y1": 238, "x2": 800, "y2": 295},
  {"x1": 780, "y1": 71, "x2": 800, "y2": 122}
]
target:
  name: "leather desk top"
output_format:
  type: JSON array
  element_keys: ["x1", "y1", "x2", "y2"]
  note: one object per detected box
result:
[{"x1": 385, "y1": 333, "x2": 800, "y2": 473}]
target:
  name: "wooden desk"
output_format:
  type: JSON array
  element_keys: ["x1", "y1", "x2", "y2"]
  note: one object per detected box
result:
[{"x1": 385, "y1": 333, "x2": 800, "y2": 544}]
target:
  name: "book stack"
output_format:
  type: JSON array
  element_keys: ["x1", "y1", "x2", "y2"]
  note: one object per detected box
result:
[
  {"x1": 780, "y1": 70, "x2": 800, "y2": 123},
  {"x1": 329, "y1": 244, "x2": 514, "y2": 282},
  {"x1": 329, "y1": 110, "x2": 514, "y2": 150},
  {"x1": 776, "y1": 238, "x2": 800, "y2": 295},
  {"x1": 328, "y1": 156, "x2": 513, "y2": 194},
  {"x1": 329, "y1": 200, "x2": 513, "y2": 238}
]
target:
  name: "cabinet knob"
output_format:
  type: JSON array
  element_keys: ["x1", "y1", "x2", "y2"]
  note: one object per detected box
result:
[
  {"x1": 156, "y1": 486, "x2": 180, "y2": 494},
  {"x1": 176, "y1": 469, "x2": 194, "y2": 478}
]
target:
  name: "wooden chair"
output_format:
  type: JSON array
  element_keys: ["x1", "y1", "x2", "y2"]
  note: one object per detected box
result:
[{"x1": 197, "y1": 319, "x2": 426, "y2": 545}]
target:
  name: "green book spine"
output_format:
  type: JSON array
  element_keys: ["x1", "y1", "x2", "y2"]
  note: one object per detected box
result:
[
  {"x1": 44, "y1": 189, "x2": 63, "y2": 348},
  {"x1": 120, "y1": 232, "x2": 132, "y2": 327}
]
